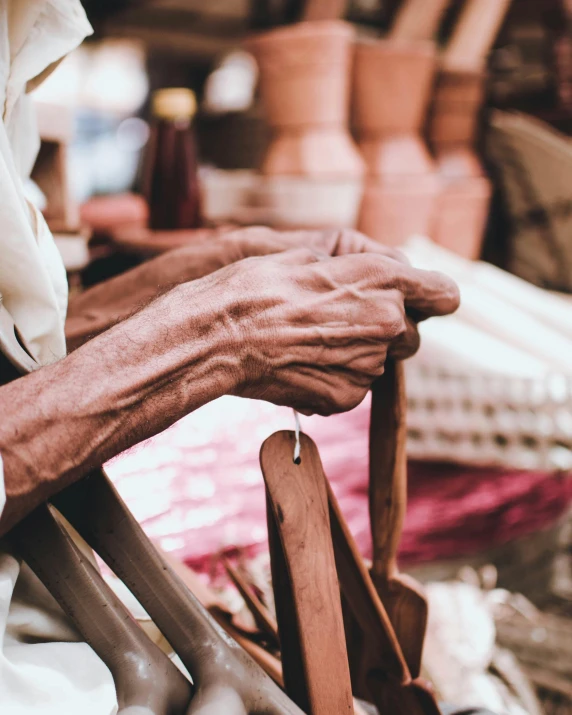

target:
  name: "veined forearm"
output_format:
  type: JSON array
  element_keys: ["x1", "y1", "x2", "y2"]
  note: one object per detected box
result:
[
  {"x1": 65, "y1": 239, "x2": 237, "y2": 350},
  {"x1": 0, "y1": 279, "x2": 240, "y2": 535}
]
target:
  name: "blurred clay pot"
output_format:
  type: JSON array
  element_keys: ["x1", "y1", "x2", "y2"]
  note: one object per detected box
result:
[
  {"x1": 358, "y1": 174, "x2": 440, "y2": 247},
  {"x1": 358, "y1": 135, "x2": 434, "y2": 179},
  {"x1": 263, "y1": 126, "x2": 364, "y2": 177},
  {"x1": 246, "y1": 21, "x2": 364, "y2": 178},
  {"x1": 353, "y1": 38, "x2": 437, "y2": 137},
  {"x1": 428, "y1": 69, "x2": 486, "y2": 152},
  {"x1": 433, "y1": 147, "x2": 491, "y2": 259},
  {"x1": 236, "y1": 176, "x2": 364, "y2": 229},
  {"x1": 352, "y1": 38, "x2": 439, "y2": 245}
]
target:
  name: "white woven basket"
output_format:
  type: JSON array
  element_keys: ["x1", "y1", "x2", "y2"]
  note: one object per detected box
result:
[
  {"x1": 405, "y1": 362, "x2": 572, "y2": 471},
  {"x1": 402, "y1": 237, "x2": 572, "y2": 471}
]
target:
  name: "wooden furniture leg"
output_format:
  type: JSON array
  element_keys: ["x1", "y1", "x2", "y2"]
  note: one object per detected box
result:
[
  {"x1": 7, "y1": 504, "x2": 192, "y2": 715},
  {"x1": 260, "y1": 430, "x2": 354, "y2": 715},
  {"x1": 53, "y1": 469, "x2": 304, "y2": 715},
  {"x1": 369, "y1": 360, "x2": 428, "y2": 679}
]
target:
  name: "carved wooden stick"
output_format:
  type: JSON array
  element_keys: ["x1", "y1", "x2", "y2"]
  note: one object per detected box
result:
[
  {"x1": 261, "y1": 431, "x2": 354, "y2": 715},
  {"x1": 224, "y1": 558, "x2": 279, "y2": 646},
  {"x1": 327, "y1": 470, "x2": 441, "y2": 715},
  {"x1": 369, "y1": 361, "x2": 428, "y2": 679}
]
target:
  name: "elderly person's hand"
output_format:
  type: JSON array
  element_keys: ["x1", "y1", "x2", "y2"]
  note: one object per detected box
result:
[
  {"x1": 1, "y1": 235, "x2": 458, "y2": 532},
  {"x1": 210, "y1": 246, "x2": 459, "y2": 415},
  {"x1": 218, "y1": 226, "x2": 408, "y2": 265},
  {"x1": 66, "y1": 227, "x2": 409, "y2": 350}
]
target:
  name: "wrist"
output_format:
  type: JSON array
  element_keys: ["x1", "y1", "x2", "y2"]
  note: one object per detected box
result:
[{"x1": 174, "y1": 277, "x2": 247, "y2": 398}]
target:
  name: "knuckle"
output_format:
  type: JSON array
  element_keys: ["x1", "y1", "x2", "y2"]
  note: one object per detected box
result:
[
  {"x1": 334, "y1": 387, "x2": 367, "y2": 414},
  {"x1": 380, "y1": 300, "x2": 406, "y2": 340}
]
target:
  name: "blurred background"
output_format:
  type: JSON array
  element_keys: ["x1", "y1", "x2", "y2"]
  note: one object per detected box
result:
[{"x1": 30, "y1": 2, "x2": 572, "y2": 713}]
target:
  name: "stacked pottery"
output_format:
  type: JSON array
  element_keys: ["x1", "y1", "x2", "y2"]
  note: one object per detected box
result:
[
  {"x1": 428, "y1": 68, "x2": 492, "y2": 259},
  {"x1": 245, "y1": 21, "x2": 364, "y2": 228},
  {"x1": 353, "y1": 39, "x2": 440, "y2": 247}
]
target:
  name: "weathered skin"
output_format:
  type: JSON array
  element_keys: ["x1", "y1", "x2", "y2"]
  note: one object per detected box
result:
[{"x1": 0, "y1": 227, "x2": 459, "y2": 535}]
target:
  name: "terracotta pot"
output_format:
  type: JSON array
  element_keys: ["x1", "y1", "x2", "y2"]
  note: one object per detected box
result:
[
  {"x1": 353, "y1": 39, "x2": 437, "y2": 136},
  {"x1": 433, "y1": 147, "x2": 491, "y2": 259},
  {"x1": 262, "y1": 126, "x2": 364, "y2": 177},
  {"x1": 358, "y1": 135, "x2": 434, "y2": 178},
  {"x1": 358, "y1": 175, "x2": 440, "y2": 247},
  {"x1": 352, "y1": 39, "x2": 439, "y2": 245},
  {"x1": 428, "y1": 68, "x2": 491, "y2": 259},
  {"x1": 246, "y1": 21, "x2": 364, "y2": 178}
]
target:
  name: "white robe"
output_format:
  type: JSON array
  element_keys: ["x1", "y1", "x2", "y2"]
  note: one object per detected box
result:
[{"x1": 0, "y1": 2, "x2": 117, "y2": 712}]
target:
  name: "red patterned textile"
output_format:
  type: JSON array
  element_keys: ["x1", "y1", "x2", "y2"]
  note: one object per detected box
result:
[{"x1": 105, "y1": 396, "x2": 571, "y2": 572}]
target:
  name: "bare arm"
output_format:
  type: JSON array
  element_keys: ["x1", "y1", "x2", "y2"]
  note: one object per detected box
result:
[
  {"x1": 65, "y1": 228, "x2": 407, "y2": 350},
  {"x1": 0, "y1": 247, "x2": 459, "y2": 535},
  {"x1": 0, "y1": 273, "x2": 242, "y2": 534},
  {"x1": 65, "y1": 238, "x2": 238, "y2": 350}
]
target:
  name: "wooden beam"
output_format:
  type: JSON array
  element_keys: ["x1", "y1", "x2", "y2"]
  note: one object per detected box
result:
[
  {"x1": 389, "y1": 0, "x2": 452, "y2": 41},
  {"x1": 443, "y1": 0, "x2": 513, "y2": 71}
]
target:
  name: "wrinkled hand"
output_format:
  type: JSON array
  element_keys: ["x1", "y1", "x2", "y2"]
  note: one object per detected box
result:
[
  {"x1": 218, "y1": 248, "x2": 459, "y2": 416},
  {"x1": 221, "y1": 226, "x2": 408, "y2": 266}
]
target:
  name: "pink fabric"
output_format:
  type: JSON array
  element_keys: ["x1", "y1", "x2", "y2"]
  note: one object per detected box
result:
[{"x1": 105, "y1": 396, "x2": 571, "y2": 573}]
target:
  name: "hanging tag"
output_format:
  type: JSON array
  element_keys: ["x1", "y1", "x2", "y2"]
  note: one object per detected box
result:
[{"x1": 293, "y1": 410, "x2": 301, "y2": 464}]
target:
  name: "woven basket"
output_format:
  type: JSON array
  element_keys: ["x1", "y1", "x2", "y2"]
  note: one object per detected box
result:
[
  {"x1": 405, "y1": 362, "x2": 572, "y2": 471},
  {"x1": 402, "y1": 236, "x2": 572, "y2": 470}
]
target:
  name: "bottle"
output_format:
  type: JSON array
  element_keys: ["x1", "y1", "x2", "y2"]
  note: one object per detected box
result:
[{"x1": 143, "y1": 88, "x2": 202, "y2": 230}]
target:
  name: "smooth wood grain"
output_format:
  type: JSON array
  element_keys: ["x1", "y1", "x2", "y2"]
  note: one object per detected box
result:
[
  {"x1": 326, "y1": 479, "x2": 409, "y2": 683},
  {"x1": 369, "y1": 360, "x2": 408, "y2": 579},
  {"x1": 267, "y1": 492, "x2": 313, "y2": 709},
  {"x1": 224, "y1": 558, "x2": 280, "y2": 646},
  {"x1": 443, "y1": 0, "x2": 513, "y2": 71},
  {"x1": 302, "y1": 0, "x2": 347, "y2": 21},
  {"x1": 328, "y1": 478, "x2": 441, "y2": 715},
  {"x1": 261, "y1": 431, "x2": 354, "y2": 715},
  {"x1": 390, "y1": 0, "x2": 452, "y2": 41},
  {"x1": 369, "y1": 360, "x2": 428, "y2": 679}
]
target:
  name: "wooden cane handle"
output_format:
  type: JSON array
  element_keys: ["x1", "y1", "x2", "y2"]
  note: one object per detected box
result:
[{"x1": 369, "y1": 360, "x2": 408, "y2": 579}]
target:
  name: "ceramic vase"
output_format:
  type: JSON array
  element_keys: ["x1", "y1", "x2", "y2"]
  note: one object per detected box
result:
[
  {"x1": 428, "y1": 68, "x2": 492, "y2": 259},
  {"x1": 246, "y1": 20, "x2": 364, "y2": 178},
  {"x1": 352, "y1": 39, "x2": 440, "y2": 246}
]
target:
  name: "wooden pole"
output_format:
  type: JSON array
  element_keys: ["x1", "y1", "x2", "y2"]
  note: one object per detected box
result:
[
  {"x1": 443, "y1": 0, "x2": 513, "y2": 71},
  {"x1": 390, "y1": 0, "x2": 452, "y2": 41}
]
